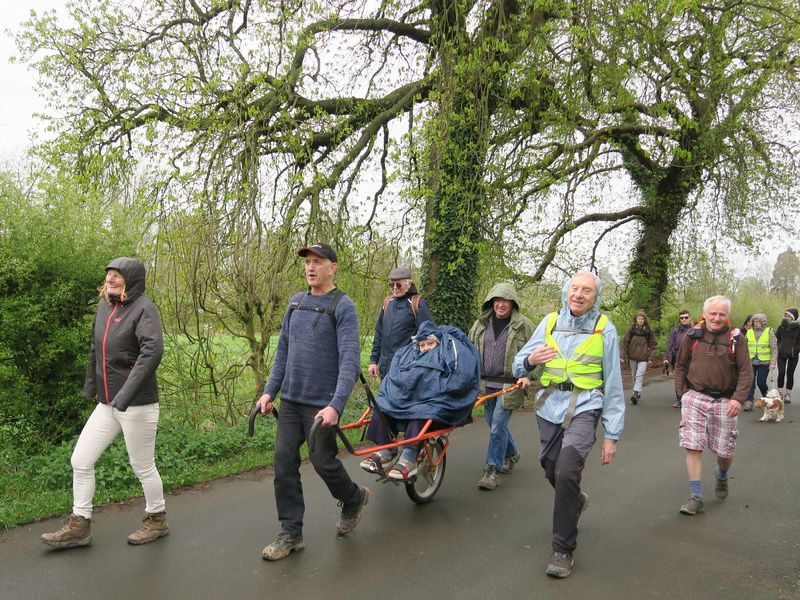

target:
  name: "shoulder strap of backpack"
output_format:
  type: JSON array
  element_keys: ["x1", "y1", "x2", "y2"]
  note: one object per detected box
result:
[
  {"x1": 411, "y1": 294, "x2": 423, "y2": 320},
  {"x1": 287, "y1": 290, "x2": 345, "y2": 330},
  {"x1": 382, "y1": 295, "x2": 392, "y2": 315}
]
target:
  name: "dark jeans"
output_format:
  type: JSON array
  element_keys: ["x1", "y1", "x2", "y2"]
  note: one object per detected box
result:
[
  {"x1": 273, "y1": 400, "x2": 360, "y2": 536},
  {"x1": 538, "y1": 410, "x2": 601, "y2": 555},
  {"x1": 748, "y1": 364, "x2": 770, "y2": 400},
  {"x1": 777, "y1": 355, "x2": 798, "y2": 390}
]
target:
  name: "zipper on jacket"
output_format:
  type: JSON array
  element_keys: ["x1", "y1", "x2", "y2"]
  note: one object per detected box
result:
[{"x1": 101, "y1": 302, "x2": 120, "y2": 405}]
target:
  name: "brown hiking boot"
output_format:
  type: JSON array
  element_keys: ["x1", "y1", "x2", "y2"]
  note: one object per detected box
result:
[
  {"x1": 41, "y1": 514, "x2": 92, "y2": 549},
  {"x1": 127, "y1": 511, "x2": 169, "y2": 545},
  {"x1": 336, "y1": 486, "x2": 370, "y2": 535}
]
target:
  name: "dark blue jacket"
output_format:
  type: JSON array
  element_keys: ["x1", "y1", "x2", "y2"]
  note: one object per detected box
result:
[
  {"x1": 370, "y1": 289, "x2": 432, "y2": 377},
  {"x1": 375, "y1": 321, "x2": 481, "y2": 425}
]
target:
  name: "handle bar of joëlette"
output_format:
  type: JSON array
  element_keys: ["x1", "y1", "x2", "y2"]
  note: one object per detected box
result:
[{"x1": 247, "y1": 406, "x2": 279, "y2": 437}]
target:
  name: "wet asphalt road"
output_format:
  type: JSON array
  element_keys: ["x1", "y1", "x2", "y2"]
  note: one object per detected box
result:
[{"x1": 2, "y1": 376, "x2": 799, "y2": 599}]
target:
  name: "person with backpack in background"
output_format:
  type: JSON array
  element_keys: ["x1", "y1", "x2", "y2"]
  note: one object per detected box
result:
[
  {"x1": 744, "y1": 313, "x2": 777, "y2": 411},
  {"x1": 256, "y1": 243, "x2": 369, "y2": 561},
  {"x1": 621, "y1": 311, "x2": 657, "y2": 405},
  {"x1": 775, "y1": 308, "x2": 800, "y2": 404},
  {"x1": 368, "y1": 266, "x2": 432, "y2": 379},
  {"x1": 673, "y1": 296, "x2": 752, "y2": 516},
  {"x1": 665, "y1": 310, "x2": 694, "y2": 408}
]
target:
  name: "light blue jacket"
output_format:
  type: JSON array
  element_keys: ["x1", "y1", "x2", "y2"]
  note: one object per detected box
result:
[{"x1": 512, "y1": 274, "x2": 625, "y2": 439}]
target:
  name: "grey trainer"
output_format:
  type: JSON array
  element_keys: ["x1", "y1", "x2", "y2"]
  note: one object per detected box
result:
[
  {"x1": 262, "y1": 532, "x2": 305, "y2": 561},
  {"x1": 41, "y1": 514, "x2": 91, "y2": 549},
  {"x1": 499, "y1": 452, "x2": 521, "y2": 474},
  {"x1": 336, "y1": 486, "x2": 371, "y2": 535},
  {"x1": 477, "y1": 464, "x2": 500, "y2": 490},
  {"x1": 715, "y1": 477, "x2": 729, "y2": 500},
  {"x1": 546, "y1": 551, "x2": 574, "y2": 578},
  {"x1": 680, "y1": 495, "x2": 705, "y2": 515}
]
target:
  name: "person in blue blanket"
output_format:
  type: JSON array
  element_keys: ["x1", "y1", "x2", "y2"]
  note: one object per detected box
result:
[{"x1": 360, "y1": 320, "x2": 481, "y2": 481}]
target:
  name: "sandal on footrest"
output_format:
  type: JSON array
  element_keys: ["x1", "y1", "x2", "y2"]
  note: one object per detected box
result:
[{"x1": 388, "y1": 457, "x2": 419, "y2": 481}]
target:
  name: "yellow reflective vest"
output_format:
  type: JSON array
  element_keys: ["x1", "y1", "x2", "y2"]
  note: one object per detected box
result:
[
  {"x1": 540, "y1": 312, "x2": 608, "y2": 389},
  {"x1": 746, "y1": 328, "x2": 772, "y2": 361}
]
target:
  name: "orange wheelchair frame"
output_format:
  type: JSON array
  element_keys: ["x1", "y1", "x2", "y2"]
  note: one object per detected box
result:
[{"x1": 249, "y1": 375, "x2": 521, "y2": 504}]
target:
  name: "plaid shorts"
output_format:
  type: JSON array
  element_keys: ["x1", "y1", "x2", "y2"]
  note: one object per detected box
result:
[{"x1": 678, "y1": 389, "x2": 739, "y2": 458}]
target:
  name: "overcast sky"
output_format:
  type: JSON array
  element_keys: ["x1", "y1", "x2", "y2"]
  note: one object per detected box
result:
[{"x1": 0, "y1": 1, "x2": 67, "y2": 160}]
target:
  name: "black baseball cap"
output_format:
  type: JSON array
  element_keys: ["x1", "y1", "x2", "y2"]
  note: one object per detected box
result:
[{"x1": 298, "y1": 243, "x2": 337, "y2": 262}]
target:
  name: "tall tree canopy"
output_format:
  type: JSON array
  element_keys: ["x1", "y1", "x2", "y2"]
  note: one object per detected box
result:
[{"x1": 17, "y1": 0, "x2": 800, "y2": 330}]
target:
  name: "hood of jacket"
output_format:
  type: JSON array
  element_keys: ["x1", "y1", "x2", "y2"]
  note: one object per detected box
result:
[
  {"x1": 480, "y1": 282, "x2": 521, "y2": 312},
  {"x1": 558, "y1": 271, "x2": 602, "y2": 324},
  {"x1": 105, "y1": 257, "x2": 146, "y2": 304}
]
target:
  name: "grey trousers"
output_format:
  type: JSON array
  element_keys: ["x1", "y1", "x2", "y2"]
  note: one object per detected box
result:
[{"x1": 538, "y1": 409, "x2": 601, "y2": 554}]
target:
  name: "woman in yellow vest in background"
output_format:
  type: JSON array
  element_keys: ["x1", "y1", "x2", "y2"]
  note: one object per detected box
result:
[{"x1": 744, "y1": 313, "x2": 777, "y2": 411}]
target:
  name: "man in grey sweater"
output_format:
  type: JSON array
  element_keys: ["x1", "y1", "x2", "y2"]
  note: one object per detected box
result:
[{"x1": 256, "y1": 243, "x2": 369, "y2": 560}]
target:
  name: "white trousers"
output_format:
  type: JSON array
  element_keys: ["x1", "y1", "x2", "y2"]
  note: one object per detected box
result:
[
  {"x1": 71, "y1": 403, "x2": 165, "y2": 519},
  {"x1": 629, "y1": 360, "x2": 648, "y2": 393}
]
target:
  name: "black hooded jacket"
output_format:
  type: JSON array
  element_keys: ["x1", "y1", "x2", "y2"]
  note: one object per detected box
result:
[{"x1": 81, "y1": 257, "x2": 164, "y2": 411}]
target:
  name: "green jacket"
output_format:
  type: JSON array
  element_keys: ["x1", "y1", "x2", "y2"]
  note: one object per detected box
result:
[{"x1": 468, "y1": 282, "x2": 536, "y2": 410}]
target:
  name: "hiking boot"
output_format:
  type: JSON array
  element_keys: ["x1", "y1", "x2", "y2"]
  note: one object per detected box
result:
[
  {"x1": 679, "y1": 495, "x2": 704, "y2": 515},
  {"x1": 262, "y1": 531, "x2": 304, "y2": 560},
  {"x1": 127, "y1": 511, "x2": 169, "y2": 545},
  {"x1": 336, "y1": 486, "x2": 370, "y2": 535},
  {"x1": 578, "y1": 491, "x2": 589, "y2": 518},
  {"x1": 477, "y1": 464, "x2": 500, "y2": 490},
  {"x1": 499, "y1": 452, "x2": 521, "y2": 474},
  {"x1": 546, "y1": 551, "x2": 574, "y2": 578},
  {"x1": 743, "y1": 400, "x2": 753, "y2": 412},
  {"x1": 41, "y1": 514, "x2": 92, "y2": 549},
  {"x1": 715, "y1": 477, "x2": 729, "y2": 500}
]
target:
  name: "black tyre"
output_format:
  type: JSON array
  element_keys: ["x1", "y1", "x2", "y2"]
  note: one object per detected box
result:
[{"x1": 405, "y1": 438, "x2": 446, "y2": 504}]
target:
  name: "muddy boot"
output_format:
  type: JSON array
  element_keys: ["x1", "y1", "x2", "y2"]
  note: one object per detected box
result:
[
  {"x1": 41, "y1": 514, "x2": 92, "y2": 549},
  {"x1": 127, "y1": 511, "x2": 169, "y2": 545}
]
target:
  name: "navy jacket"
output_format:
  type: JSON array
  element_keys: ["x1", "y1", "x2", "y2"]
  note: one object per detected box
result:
[
  {"x1": 370, "y1": 290, "x2": 432, "y2": 377},
  {"x1": 375, "y1": 321, "x2": 480, "y2": 425}
]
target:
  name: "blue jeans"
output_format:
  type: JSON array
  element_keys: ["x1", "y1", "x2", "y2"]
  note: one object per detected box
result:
[{"x1": 483, "y1": 394, "x2": 517, "y2": 468}]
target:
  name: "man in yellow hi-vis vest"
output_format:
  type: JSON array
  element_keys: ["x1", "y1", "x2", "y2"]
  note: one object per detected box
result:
[{"x1": 513, "y1": 271, "x2": 625, "y2": 579}]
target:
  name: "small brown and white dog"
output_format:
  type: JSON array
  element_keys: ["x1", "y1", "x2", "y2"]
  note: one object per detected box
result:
[{"x1": 755, "y1": 389, "x2": 784, "y2": 423}]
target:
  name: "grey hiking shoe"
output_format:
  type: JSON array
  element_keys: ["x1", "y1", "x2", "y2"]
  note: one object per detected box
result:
[
  {"x1": 680, "y1": 495, "x2": 704, "y2": 515},
  {"x1": 715, "y1": 477, "x2": 729, "y2": 500},
  {"x1": 262, "y1": 532, "x2": 304, "y2": 561},
  {"x1": 336, "y1": 486, "x2": 370, "y2": 535},
  {"x1": 41, "y1": 514, "x2": 91, "y2": 549},
  {"x1": 127, "y1": 511, "x2": 169, "y2": 545},
  {"x1": 478, "y1": 464, "x2": 500, "y2": 490},
  {"x1": 546, "y1": 551, "x2": 574, "y2": 578},
  {"x1": 499, "y1": 452, "x2": 521, "y2": 474}
]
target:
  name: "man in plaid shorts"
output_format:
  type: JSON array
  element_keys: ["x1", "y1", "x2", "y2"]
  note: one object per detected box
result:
[{"x1": 673, "y1": 295, "x2": 753, "y2": 515}]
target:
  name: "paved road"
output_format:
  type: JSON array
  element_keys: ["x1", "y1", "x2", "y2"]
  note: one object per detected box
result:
[{"x1": 2, "y1": 376, "x2": 799, "y2": 599}]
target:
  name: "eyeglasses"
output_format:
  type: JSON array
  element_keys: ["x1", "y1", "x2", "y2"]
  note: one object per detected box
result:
[
  {"x1": 679, "y1": 316, "x2": 690, "y2": 320},
  {"x1": 388, "y1": 281, "x2": 404, "y2": 289}
]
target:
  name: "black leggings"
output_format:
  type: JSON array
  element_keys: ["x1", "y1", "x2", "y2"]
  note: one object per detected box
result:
[{"x1": 777, "y1": 354, "x2": 799, "y2": 390}]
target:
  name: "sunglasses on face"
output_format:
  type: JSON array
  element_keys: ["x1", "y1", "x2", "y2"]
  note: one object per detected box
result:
[
  {"x1": 679, "y1": 316, "x2": 690, "y2": 320},
  {"x1": 388, "y1": 281, "x2": 404, "y2": 289}
]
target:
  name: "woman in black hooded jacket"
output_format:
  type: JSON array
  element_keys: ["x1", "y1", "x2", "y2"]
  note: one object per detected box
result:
[{"x1": 41, "y1": 257, "x2": 168, "y2": 549}]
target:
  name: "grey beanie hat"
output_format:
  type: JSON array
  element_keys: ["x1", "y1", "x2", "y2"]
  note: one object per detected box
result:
[{"x1": 752, "y1": 313, "x2": 768, "y2": 325}]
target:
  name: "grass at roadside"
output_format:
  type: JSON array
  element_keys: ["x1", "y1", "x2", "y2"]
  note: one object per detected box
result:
[{"x1": 0, "y1": 396, "x2": 371, "y2": 530}]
